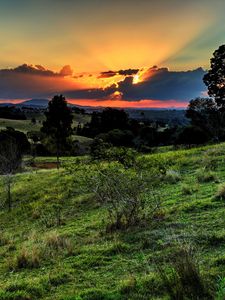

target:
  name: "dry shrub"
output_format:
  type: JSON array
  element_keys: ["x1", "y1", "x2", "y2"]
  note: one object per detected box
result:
[
  {"x1": 9, "y1": 247, "x2": 41, "y2": 270},
  {"x1": 156, "y1": 244, "x2": 212, "y2": 299},
  {"x1": 44, "y1": 231, "x2": 73, "y2": 256}
]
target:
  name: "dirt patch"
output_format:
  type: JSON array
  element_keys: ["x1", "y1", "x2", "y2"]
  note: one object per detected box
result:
[{"x1": 31, "y1": 162, "x2": 58, "y2": 169}]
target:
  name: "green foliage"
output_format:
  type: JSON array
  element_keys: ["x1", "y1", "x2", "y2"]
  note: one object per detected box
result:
[{"x1": 216, "y1": 277, "x2": 225, "y2": 300}]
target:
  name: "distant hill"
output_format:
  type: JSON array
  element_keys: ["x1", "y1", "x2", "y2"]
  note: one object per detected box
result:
[{"x1": 18, "y1": 99, "x2": 49, "y2": 107}]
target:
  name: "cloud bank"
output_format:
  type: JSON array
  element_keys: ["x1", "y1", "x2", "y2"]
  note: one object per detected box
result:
[
  {"x1": 0, "y1": 64, "x2": 206, "y2": 105},
  {"x1": 66, "y1": 67, "x2": 206, "y2": 102}
]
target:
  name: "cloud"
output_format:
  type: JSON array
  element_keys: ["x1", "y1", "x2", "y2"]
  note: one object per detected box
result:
[
  {"x1": 59, "y1": 65, "x2": 73, "y2": 76},
  {"x1": 98, "y1": 68, "x2": 139, "y2": 78},
  {"x1": 118, "y1": 68, "x2": 139, "y2": 76},
  {"x1": 0, "y1": 64, "x2": 74, "y2": 77},
  {"x1": 65, "y1": 66, "x2": 206, "y2": 102},
  {"x1": 119, "y1": 66, "x2": 206, "y2": 101},
  {"x1": 98, "y1": 71, "x2": 117, "y2": 78},
  {"x1": 0, "y1": 63, "x2": 206, "y2": 103},
  {"x1": 0, "y1": 64, "x2": 58, "y2": 77},
  {"x1": 0, "y1": 64, "x2": 79, "y2": 99}
]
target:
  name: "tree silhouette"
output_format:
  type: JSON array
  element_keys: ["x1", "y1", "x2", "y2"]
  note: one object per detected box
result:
[
  {"x1": 41, "y1": 95, "x2": 73, "y2": 168},
  {"x1": 0, "y1": 133, "x2": 22, "y2": 211},
  {"x1": 204, "y1": 45, "x2": 225, "y2": 107},
  {"x1": 186, "y1": 97, "x2": 222, "y2": 140}
]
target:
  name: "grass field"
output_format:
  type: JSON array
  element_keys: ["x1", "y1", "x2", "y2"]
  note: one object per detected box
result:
[
  {"x1": 0, "y1": 118, "x2": 41, "y2": 133},
  {"x1": 0, "y1": 113, "x2": 90, "y2": 133},
  {"x1": 0, "y1": 144, "x2": 224, "y2": 299}
]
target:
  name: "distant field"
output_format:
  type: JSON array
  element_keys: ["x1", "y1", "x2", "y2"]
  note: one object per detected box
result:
[
  {"x1": 0, "y1": 118, "x2": 41, "y2": 133},
  {"x1": 0, "y1": 113, "x2": 91, "y2": 133}
]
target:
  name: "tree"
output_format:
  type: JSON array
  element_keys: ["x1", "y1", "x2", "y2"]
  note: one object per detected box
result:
[
  {"x1": 3, "y1": 127, "x2": 30, "y2": 154},
  {"x1": 0, "y1": 132, "x2": 22, "y2": 211},
  {"x1": 175, "y1": 125, "x2": 210, "y2": 146},
  {"x1": 27, "y1": 131, "x2": 43, "y2": 162},
  {"x1": 203, "y1": 45, "x2": 225, "y2": 107},
  {"x1": 186, "y1": 97, "x2": 222, "y2": 140},
  {"x1": 41, "y1": 95, "x2": 73, "y2": 168}
]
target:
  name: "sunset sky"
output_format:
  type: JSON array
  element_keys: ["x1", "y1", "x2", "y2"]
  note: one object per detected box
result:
[{"x1": 1, "y1": 0, "x2": 225, "y2": 108}]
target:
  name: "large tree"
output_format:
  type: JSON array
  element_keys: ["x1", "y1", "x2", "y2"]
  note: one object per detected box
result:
[
  {"x1": 41, "y1": 95, "x2": 73, "y2": 168},
  {"x1": 186, "y1": 97, "x2": 222, "y2": 140},
  {"x1": 203, "y1": 44, "x2": 225, "y2": 107}
]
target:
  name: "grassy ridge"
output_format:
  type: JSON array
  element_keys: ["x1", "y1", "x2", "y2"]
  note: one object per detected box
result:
[
  {"x1": 0, "y1": 113, "x2": 90, "y2": 133},
  {"x1": 0, "y1": 144, "x2": 224, "y2": 299}
]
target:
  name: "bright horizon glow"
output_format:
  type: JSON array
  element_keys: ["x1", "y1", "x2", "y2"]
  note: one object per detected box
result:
[{"x1": 0, "y1": 0, "x2": 224, "y2": 107}]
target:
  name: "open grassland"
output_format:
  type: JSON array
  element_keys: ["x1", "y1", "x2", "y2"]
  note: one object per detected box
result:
[
  {"x1": 0, "y1": 144, "x2": 224, "y2": 299},
  {"x1": 0, "y1": 113, "x2": 90, "y2": 133},
  {"x1": 0, "y1": 118, "x2": 41, "y2": 133}
]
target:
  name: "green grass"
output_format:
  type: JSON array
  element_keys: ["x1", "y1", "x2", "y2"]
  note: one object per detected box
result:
[
  {"x1": 0, "y1": 112, "x2": 90, "y2": 133},
  {"x1": 0, "y1": 143, "x2": 224, "y2": 299},
  {"x1": 0, "y1": 118, "x2": 41, "y2": 133}
]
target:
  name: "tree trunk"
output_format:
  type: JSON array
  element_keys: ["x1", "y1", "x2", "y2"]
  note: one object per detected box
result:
[
  {"x1": 56, "y1": 142, "x2": 60, "y2": 170},
  {"x1": 7, "y1": 176, "x2": 11, "y2": 212}
]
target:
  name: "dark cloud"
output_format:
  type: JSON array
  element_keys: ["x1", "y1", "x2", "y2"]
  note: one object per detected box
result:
[
  {"x1": 117, "y1": 67, "x2": 206, "y2": 101},
  {"x1": 98, "y1": 71, "x2": 117, "y2": 78},
  {"x1": 0, "y1": 64, "x2": 58, "y2": 77},
  {"x1": 65, "y1": 67, "x2": 206, "y2": 102},
  {"x1": 0, "y1": 63, "x2": 206, "y2": 102},
  {"x1": 0, "y1": 64, "x2": 78, "y2": 99},
  {"x1": 118, "y1": 68, "x2": 139, "y2": 76},
  {"x1": 0, "y1": 64, "x2": 73, "y2": 77},
  {"x1": 98, "y1": 68, "x2": 139, "y2": 78}
]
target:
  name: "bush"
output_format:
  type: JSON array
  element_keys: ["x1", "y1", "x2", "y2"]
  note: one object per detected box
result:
[
  {"x1": 156, "y1": 244, "x2": 212, "y2": 299},
  {"x1": 44, "y1": 231, "x2": 73, "y2": 256},
  {"x1": 196, "y1": 170, "x2": 218, "y2": 183},
  {"x1": 215, "y1": 183, "x2": 225, "y2": 200},
  {"x1": 104, "y1": 147, "x2": 137, "y2": 167},
  {"x1": 9, "y1": 247, "x2": 41, "y2": 270},
  {"x1": 181, "y1": 183, "x2": 199, "y2": 195},
  {"x1": 164, "y1": 170, "x2": 181, "y2": 184},
  {"x1": 81, "y1": 162, "x2": 162, "y2": 231}
]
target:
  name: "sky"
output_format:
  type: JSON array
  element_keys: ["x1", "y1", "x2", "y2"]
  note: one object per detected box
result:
[{"x1": 0, "y1": 0, "x2": 225, "y2": 108}]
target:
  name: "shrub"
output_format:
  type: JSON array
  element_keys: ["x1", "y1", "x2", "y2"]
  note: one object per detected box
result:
[
  {"x1": 84, "y1": 163, "x2": 162, "y2": 231},
  {"x1": 9, "y1": 247, "x2": 41, "y2": 270},
  {"x1": 156, "y1": 244, "x2": 212, "y2": 299},
  {"x1": 196, "y1": 170, "x2": 218, "y2": 183},
  {"x1": 202, "y1": 152, "x2": 218, "y2": 171},
  {"x1": 104, "y1": 147, "x2": 137, "y2": 168},
  {"x1": 181, "y1": 183, "x2": 198, "y2": 195},
  {"x1": 44, "y1": 231, "x2": 73, "y2": 256},
  {"x1": 215, "y1": 183, "x2": 225, "y2": 200},
  {"x1": 164, "y1": 170, "x2": 181, "y2": 184},
  {"x1": 0, "y1": 232, "x2": 12, "y2": 246}
]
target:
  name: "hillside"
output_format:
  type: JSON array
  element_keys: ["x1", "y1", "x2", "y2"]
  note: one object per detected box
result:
[
  {"x1": 0, "y1": 113, "x2": 91, "y2": 134},
  {"x1": 0, "y1": 144, "x2": 224, "y2": 299}
]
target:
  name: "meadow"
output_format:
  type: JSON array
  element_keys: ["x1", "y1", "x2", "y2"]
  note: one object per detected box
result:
[{"x1": 0, "y1": 143, "x2": 224, "y2": 299}]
